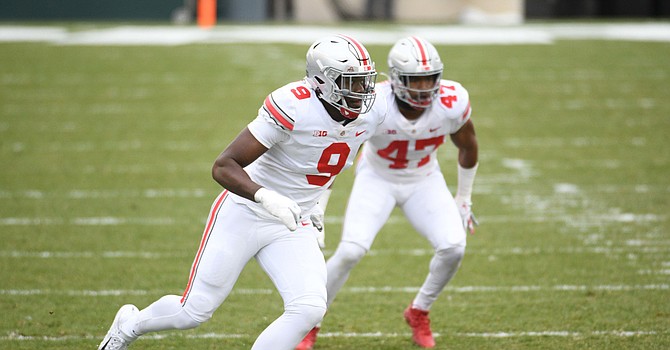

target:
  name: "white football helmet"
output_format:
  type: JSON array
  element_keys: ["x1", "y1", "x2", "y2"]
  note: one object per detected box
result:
[
  {"x1": 388, "y1": 36, "x2": 443, "y2": 108},
  {"x1": 306, "y1": 35, "x2": 377, "y2": 119}
]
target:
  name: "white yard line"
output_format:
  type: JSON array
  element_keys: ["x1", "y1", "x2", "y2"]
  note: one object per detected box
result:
[
  {"x1": 0, "y1": 212, "x2": 665, "y2": 226},
  {"x1": 0, "y1": 217, "x2": 177, "y2": 226},
  {"x1": 2, "y1": 244, "x2": 670, "y2": 260},
  {"x1": 0, "y1": 330, "x2": 660, "y2": 342},
  {"x1": 1, "y1": 183, "x2": 667, "y2": 200},
  {"x1": 1, "y1": 284, "x2": 667, "y2": 297}
]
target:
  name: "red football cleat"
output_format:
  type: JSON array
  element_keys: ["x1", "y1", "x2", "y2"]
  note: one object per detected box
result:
[
  {"x1": 404, "y1": 305, "x2": 436, "y2": 348},
  {"x1": 296, "y1": 327, "x2": 320, "y2": 350}
]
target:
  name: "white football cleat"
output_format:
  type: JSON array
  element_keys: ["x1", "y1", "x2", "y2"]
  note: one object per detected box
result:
[{"x1": 98, "y1": 304, "x2": 139, "y2": 350}]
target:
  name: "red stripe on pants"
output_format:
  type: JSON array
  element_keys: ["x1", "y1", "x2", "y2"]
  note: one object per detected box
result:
[{"x1": 181, "y1": 190, "x2": 229, "y2": 304}]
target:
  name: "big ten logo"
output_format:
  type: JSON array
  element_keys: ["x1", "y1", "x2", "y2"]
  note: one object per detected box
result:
[{"x1": 313, "y1": 130, "x2": 328, "y2": 137}]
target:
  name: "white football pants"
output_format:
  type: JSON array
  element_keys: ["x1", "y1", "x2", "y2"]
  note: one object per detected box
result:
[
  {"x1": 327, "y1": 165, "x2": 466, "y2": 310},
  {"x1": 119, "y1": 190, "x2": 327, "y2": 349}
]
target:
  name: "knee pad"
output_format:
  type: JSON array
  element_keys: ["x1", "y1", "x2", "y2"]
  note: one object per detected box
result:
[
  {"x1": 181, "y1": 293, "x2": 217, "y2": 325},
  {"x1": 136, "y1": 295, "x2": 201, "y2": 334},
  {"x1": 172, "y1": 309, "x2": 201, "y2": 330},
  {"x1": 433, "y1": 246, "x2": 465, "y2": 270},
  {"x1": 333, "y1": 241, "x2": 367, "y2": 268},
  {"x1": 285, "y1": 297, "x2": 327, "y2": 327}
]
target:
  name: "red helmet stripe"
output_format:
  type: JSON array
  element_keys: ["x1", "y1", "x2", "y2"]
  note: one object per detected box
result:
[
  {"x1": 410, "y1": 36, "x2": 429, "y2": 67},
  {"x1": 338, "y1": 34, "x2": 369, "y2": 65}
]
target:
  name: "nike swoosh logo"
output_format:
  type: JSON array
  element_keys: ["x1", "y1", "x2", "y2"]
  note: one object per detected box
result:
[
  {"x1": 429, "y1": 127, "x2": 440, "y2": 132},
  {"x1": 356, "y1": 130, "x2": 366, "y2": 137}
]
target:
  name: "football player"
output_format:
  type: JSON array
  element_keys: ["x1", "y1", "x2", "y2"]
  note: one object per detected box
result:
[
  {"x1": 297, "y1": 36, "x2": 479, "y2": 349},
  {"x1": 98, "y1": 34, "x2": 386, "y2": 350}
]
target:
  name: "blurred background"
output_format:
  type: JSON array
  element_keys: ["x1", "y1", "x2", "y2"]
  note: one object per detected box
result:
[
  {"x1": 1, "y1": 1, "x2": 669, "y2": 350},
  {"x1": 1, "y1": 0, "x2": 669, "y2": 25}
]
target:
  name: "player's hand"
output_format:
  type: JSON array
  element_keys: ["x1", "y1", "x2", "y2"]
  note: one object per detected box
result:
[
  {"x1": 254, "y1": 188, "x2": 301, "y2": 231},
  {"x1": 455, "y1": 196, "x2": 479, "y2": 234},
  {"x1": 310, "y1": 207, "x2": 325, "y2": 248},
  {"x1": 310, "y1": 188, "x2": 331, "y2": 249}
]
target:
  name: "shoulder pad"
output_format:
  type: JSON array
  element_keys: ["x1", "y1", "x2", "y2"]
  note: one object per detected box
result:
[
  {"x1": 261, "y1": 81, "x2": 314, "y2": 131},
  {"x1": 435, "y1": 80, "x2": 471, "y2": 121}
]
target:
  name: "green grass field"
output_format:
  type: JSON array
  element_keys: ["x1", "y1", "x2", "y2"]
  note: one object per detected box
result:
[{"x1": 1, "y1": 25, "x2": 669, "y2": 349}]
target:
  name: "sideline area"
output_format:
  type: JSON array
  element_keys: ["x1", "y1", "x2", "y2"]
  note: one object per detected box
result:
[{"x1": 1, "y1": 22, "x2": 670, "y2": 45}]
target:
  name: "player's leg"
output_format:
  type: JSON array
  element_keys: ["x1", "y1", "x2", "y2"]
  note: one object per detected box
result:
[
  {"x1": 252, "y1": 223, "x2": 328, "y2": 350},
  {"x1": 401, "y1": 172, "x2": 466, "y2": 310},
  {"x1": 297, "y1": 165, "x2": 396, "y2": 349},
  {"x1": 326, "y1": 166, "x2": 396, "y2": 305},
  {"x1": 103, "y1": 191, "x2": 258, "y2": 347},
  {"x1": 399, "y1": 173, "x2": 465, "y2": 347}
]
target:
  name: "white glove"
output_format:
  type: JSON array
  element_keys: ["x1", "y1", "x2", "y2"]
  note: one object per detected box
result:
[
  {"x1": 310, "y1": 208, "x2": 325, "y2": 248},
  {"x1": 310, "y1": 189, "x2": 331, "y2": 248},
  {"x1": 455, "y1": 196, "x2": 478, "y2": 235},
  {"x1": 254, "y1": 188, "x2": 301, "y2": 231}
]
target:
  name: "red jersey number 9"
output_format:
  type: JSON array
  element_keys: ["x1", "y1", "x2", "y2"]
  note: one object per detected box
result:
[
  {"x1": 306, "y1": 143, "x2": 351, "y2": 186},
  {"x1": 291, "y1": 86, "x2": 311, "y2": 100}
]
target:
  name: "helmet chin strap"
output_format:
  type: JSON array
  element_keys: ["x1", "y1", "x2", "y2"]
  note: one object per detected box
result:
[
  {"x1": 339, "y1": 107, "x2": 359, "y2": 119},
  {"x1": 333, "y1": 92, "x2": 360, "y2": 120},
  {"x1": 408, "y1": 97, "x2": 432, "y2": 108},
  {"x1": 317, "y1": 94, "x2": 359, "y2": 122},
  {"x1": 396, "y1": 95, "x2": 428, "y2": 113}
]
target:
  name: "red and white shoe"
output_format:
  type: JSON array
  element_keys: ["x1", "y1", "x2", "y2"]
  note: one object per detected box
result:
[
  {"x1": 295, "y1": 327, "x2": 320, "y2": 350},
  {"x1": 404, "y1": 305, "x2": 436, "y2": 348}
]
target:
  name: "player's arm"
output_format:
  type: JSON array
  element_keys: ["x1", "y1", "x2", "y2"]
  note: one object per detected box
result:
[
  {"x1": 212, "y1": 126, "x2": 301, "y2": 231},
  {"x1": 212, "y1": 127, "x2": 267, "y2": 201},
  {"x1": 450, "y1": 119, "x2": 478, "y2": 169},
  {"x1": 450, "y1": 119, "x2": 479, "y2": 233}
]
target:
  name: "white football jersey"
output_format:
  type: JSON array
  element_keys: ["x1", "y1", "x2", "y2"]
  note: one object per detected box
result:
[
  {"x1": 361, "y1": 79, "x2": 471, "y2": 182},
  {"x1": 234, "y1": 79, "x2": 387, "y2": 217}
]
